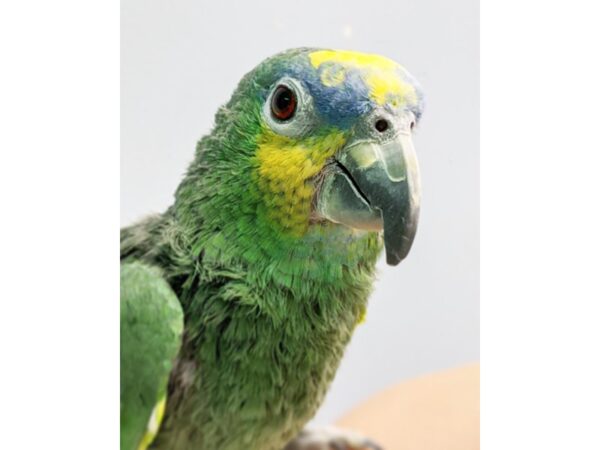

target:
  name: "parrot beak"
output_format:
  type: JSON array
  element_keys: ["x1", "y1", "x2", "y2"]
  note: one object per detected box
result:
[{"x1": 317, "y1": 128, "x2": 421, "y2": 266}]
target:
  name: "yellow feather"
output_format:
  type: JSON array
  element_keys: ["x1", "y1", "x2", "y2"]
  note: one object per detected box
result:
[
  {"x1": 309, "y1": 49, "x2": 418, "y2": 107},
  {"x1": 136, "y1": 396, "x2": 166, "y2": 450},
  {"x1": 255, "y1": 129, "x2": 345, "y2": 235}
]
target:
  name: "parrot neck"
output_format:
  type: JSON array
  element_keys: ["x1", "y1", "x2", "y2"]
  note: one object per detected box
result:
[
  {"x1": 172, "y1": 131, "x2": 384, "y2": 293},
  {"x1": 178, "y1": 196, "x2": 381, "y2": 290},
  {"x1": 171, "y1": 186, "x2": 383, "y2": 325},
  {"x1": 174, "y1": 181, "x2": 382, "y2": 293}
]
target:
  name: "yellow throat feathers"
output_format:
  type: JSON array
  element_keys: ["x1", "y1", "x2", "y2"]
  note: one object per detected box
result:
[{"x1": 255, "y1": 129, "x2": 346, "y2": 236}]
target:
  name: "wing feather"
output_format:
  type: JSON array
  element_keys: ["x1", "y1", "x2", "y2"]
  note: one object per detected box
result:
[{"x1": 120, "y1": 262, "x2": 184, "y2": 450}]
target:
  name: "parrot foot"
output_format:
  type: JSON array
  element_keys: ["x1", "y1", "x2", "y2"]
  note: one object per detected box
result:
[{"x1": 284, "y1": 426, "x2": 383, "y2": 450}]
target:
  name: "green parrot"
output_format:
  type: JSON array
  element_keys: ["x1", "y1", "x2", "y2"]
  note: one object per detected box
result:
[{"x1": 121, "y1": 47, "x2": 424, "y2": 450}]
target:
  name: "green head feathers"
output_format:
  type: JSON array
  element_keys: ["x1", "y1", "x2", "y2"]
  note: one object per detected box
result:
[{"x1": 174, "y1": 48, "x2": 424, "y2": 282}]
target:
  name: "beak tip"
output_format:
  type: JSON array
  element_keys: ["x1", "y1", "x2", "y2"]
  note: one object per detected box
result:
[
  {"x1": 385, "y1": 250, "x2": 404, "y2": 266},
  {"x1": 384, "y1": 231, "x2": 417, "y2": 266},
  {"x1": 386, "y1": 257, "x2": 401, "y2": 266}
]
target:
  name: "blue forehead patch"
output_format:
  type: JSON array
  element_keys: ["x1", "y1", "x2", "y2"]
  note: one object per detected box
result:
[
  {"x1": 280, "y1": 62, "x2": 373, "y2": 129},
  {"x1": 253, "y1": 49, "x2": 424, "y2": 130}
]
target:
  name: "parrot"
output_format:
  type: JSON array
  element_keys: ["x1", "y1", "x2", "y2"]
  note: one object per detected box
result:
[{"x1": 121, "y1": 47, "x2": 424, "y2": 450}]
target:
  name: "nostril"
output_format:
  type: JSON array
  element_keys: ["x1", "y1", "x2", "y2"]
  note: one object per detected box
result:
[
  {"x1": 374, "y1": 118, "x2": 389, "y2": 133},
  {"x1": 410, "y1": 121, "x2": 415, "y2": 130}
]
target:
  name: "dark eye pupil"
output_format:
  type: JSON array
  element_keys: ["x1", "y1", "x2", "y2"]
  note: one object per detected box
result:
[
  {"x1": 275, "y1": 90, "x2": 291, "y2": 110},
  {"x1": 375, "y1": 119, "x2": 389, "y2": 132},
  {"x1": 271, "y1": 85, "x2": 297, "y2": 121}
]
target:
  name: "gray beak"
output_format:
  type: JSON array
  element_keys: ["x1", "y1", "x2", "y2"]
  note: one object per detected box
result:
[{"x1": 317, "y1": 130, "x2": 421, "y2": 265}]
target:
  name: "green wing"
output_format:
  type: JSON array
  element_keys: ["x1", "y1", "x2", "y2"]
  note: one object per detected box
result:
[{"x1": 120, "y1": 262, "x2": 184, "y2": 450}]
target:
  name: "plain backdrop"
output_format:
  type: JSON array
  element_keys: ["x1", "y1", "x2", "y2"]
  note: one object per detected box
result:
[{"x1": 121, "y1": 0, "x2": 479, "y2": 424}]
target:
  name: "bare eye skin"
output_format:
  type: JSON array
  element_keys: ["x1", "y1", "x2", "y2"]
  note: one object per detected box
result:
[{"x1": 271, "y1": 85, "x2": 297, "y2": 121}]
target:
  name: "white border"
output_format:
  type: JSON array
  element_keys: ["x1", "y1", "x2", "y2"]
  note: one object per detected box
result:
[
  {"x1": 482, "y1": 0, "x2": 600, "y2": 448},
  {"x1": 0, "y1": 1, "x2": 119, "y2": 448}
]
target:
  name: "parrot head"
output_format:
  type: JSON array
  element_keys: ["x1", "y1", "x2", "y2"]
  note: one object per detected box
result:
[{"x1": 177, "y1": 48, "x2": 424, "y2": 271}]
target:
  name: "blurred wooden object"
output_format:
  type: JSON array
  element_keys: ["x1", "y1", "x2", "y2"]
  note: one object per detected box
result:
[{"x1": 337, "y1": 363, "x2": 479, "y2": 450}]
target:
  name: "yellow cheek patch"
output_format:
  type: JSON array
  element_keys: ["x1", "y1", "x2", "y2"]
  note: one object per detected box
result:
[
  {"x1": 309, "y1": 49, "x2": 418, "y2": 107},
  {"x1": 255, "y1": 130, "x2": 346, "y2": 236}
]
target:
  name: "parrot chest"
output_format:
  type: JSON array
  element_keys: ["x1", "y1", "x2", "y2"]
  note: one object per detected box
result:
[{"x1": 156, "y1": 284, "x2": 366, "y2": 450}]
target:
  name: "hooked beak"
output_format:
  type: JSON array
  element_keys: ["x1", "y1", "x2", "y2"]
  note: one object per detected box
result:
[{"x1": 316, "y1": 130, "x2": 421, "y2": 265}]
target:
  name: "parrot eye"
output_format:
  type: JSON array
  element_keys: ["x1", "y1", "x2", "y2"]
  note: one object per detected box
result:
[
  {"x1": 375, "y1": 118, "x2": 389, "y2": 133},
  {"x1": 263, "y1": 77, "x2": 315, "y2": 137},
  {"x1": 270, "y1": 85, "x2": 297, "y2": 121}
]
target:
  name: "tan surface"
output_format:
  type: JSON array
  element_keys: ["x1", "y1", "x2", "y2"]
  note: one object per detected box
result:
[{"x1": 337, "y1": 363, "x2": 479, "y2": 450}]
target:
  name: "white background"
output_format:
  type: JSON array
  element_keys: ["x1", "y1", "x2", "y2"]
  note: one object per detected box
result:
[
  {"x1": 1, "y1": 1, "x2": 599, "y2": 449},
  {"x1": 121, "y1": 0, "x2": 480, "y2": 424}
]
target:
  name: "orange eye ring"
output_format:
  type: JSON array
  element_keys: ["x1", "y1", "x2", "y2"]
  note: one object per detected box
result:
[{"x1": 270, "y1": 85, "x2": 297, "y2": 121}]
